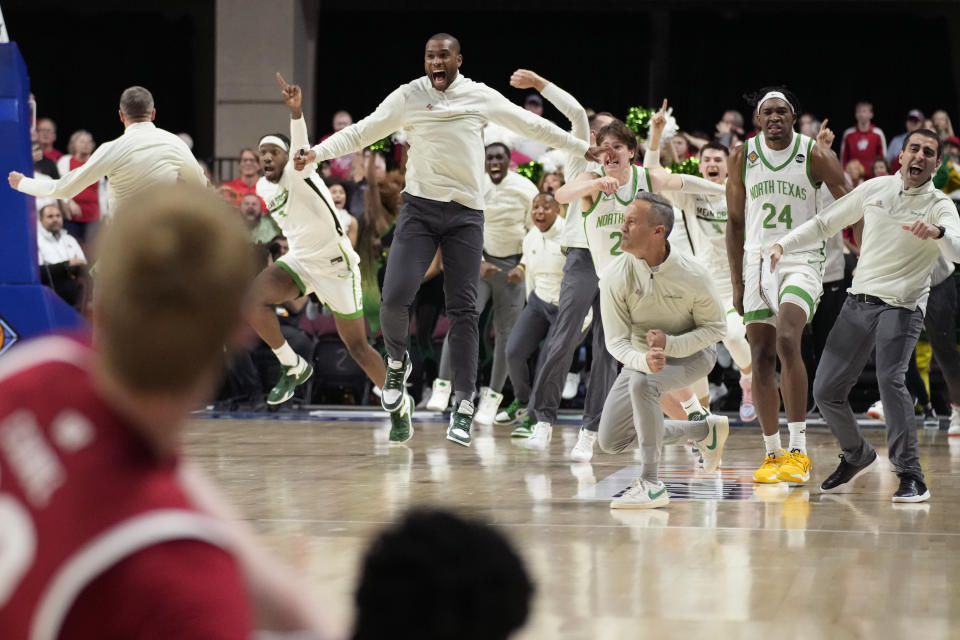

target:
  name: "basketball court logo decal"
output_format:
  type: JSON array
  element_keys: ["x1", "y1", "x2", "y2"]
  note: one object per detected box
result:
[{"x1": 0, "y1": 315, "x2": 19, "y2": 355}]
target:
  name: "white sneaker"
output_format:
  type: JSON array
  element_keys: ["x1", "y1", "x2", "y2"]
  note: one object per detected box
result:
[
  {"x1": 569, "y1": 428, "x2": 597, "y2": 462},
  {"x1": 950, "y1": 405, "x2": 960, "y2": 436},
  {"x1": 562, "y1": 372, "x2": 580, "y2": 400},
  {"x1": 426, "y1": 378, "x2": 452, "y2": 412},
  {"x1": 524, "y1": 422, "x2": 553, "y2": 451},
  {"x1": 867, "y1": 400, "x2": 884, "y2": 422},
  {"x1": 695, "y1": 414, "x2": 729, "y2": 473},
  {"x1": 610, "y1": 478, "x2": 669, "y2": 509},
  {"x1": 473, "y1": 388, "x2": 503, "y2": 425}
]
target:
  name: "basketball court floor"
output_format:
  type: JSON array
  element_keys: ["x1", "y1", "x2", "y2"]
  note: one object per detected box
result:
[{"x1": 185, "y1": 411, "x2": 960, "y2": 639}]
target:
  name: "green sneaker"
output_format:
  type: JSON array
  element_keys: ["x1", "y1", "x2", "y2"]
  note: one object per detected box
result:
[
  {"x1": 494, "y1": 397, "x2": 528, "y2": 426},
  {"x1": 510, "y1": 414, "x2": 536, "y2": 438},
  {"x1": 267, "y1": 357, "x2": 313, "y2": 405},
  {"x1": 389, "y1": 394, "x2": 415, "y2": 444},
  {"x1": 381, "y1": 352, "x2": 411, "y2": 413},
  {"x1": 446, "y1": 400, "x2": 474, "y2": 447}
]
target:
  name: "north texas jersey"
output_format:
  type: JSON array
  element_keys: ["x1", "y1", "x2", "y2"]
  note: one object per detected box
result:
[
  {"x1": 743, "y1": 132, "x2": 820, "y2": 252},
  {"x1": 667, "y1": 190, "x2": 730, "y2": 280},
  {"x1": 582, "y1": 164, "x2": 652, "y2": 273},
  {"x1": 256, "y1": 116, "x2": 348, "y2": 260}
]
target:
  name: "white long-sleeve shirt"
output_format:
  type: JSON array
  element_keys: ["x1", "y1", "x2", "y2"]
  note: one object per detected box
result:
[
  {"x1": 778, "y1": 173, "x2": 960, "y2": 312},
  {"x1": 600, "y1": 249, "x2": 726, "y2": 374},
  {"x1": 16, "y1": 122, "x2": 205, "y2": 214},
  {"x1": 483, "y1": 171, "x2": 538, "y2": 257},
  {"x1": 37, "y1": 225, "x2": 86, "y2": 266},
  {"x1": 310, "y1": 75, "x2": 588, "y2": 211},
  {"x1": 521, "y1": 216, "x2": 566, "y2": 305},
  {"x1": 539, "y1": 82, "x2": 593, "y2": 250}
]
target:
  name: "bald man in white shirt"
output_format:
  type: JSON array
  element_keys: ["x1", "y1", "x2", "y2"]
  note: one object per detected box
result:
[
  {"x1": 296, "y1": 33, "x2": 596, "y2": 447},
  {"x1": 9, "y1": 86, "x2": 205, "y2": 214},
  {"x1": 771, "y1": 129, "x2": 960, "y2": 502}
]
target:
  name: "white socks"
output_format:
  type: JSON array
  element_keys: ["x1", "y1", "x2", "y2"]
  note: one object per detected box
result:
[
  {"x1": 273, "y1": 342, "x2": 299, "y2": 368},
  {"x1": 763, "y1": 432, "x2": 782, "y2": 456},
  {"x1": 680, "y1": 393, "x2": 704, "y2": 417},
  {"x1": 787, "y1": 422, "x2": 806, "y2": 453}
]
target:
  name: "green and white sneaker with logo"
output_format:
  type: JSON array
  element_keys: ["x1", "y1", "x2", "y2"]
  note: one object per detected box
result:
[
  {"x1": 495, "y1": 398, "x2": 528, "y2": 426},
  {"x1": 266, "y1": 356, "x2": 313, "y2": 405},
  {"x1": 381, "y1": 352, "x2": 411, "y2": 413},
  {"x1": 695, "y1": 414, "x2": 729, "y2": 473},
  {"x1": 388, "y1": 394, "x2": 415, "y2": 445},
  {"x1": 446, "y1": 400, "x2": 475, "y2": 447},
  {"x1": 510, "y1": 414, "x2": 536, "y2": 438},
  {"x1": 610, "y1": 478, "x2": 670, "y2": 509}
]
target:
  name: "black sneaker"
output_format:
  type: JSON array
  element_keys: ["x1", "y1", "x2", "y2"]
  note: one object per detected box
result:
[
  {"x1": 820, "y1": 451, "x2": 878, "y2": 493},
  {"x1": 892, "y1": 475, "x2": 931, "y2": 503}
]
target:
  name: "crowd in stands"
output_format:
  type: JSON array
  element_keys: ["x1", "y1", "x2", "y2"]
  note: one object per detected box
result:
[{"x1": 29, "y1": 96, "x2": 960, "y2": 420}]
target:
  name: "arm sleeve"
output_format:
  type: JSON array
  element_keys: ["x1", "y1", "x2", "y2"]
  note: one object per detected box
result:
[
  {"x1": 663, "y1": 281, "x2": 727, "y2": 357},
  {"x1": 600, "y1": 272, "x2": 651, "y2": 373},
  {"x1": 289, "y1": 116, "x2": 316, "y2": 176},
  {"x1": 779, "y1": 184, "x2": 867, "y2": 254},
  {"x1": 678, "y1": 175, "x2": 725, "y2": 195},
  {"x1": 540, "y1": 82, "x2": 589, "y2": 143},
  {"x1": 311, "y1": 87, "x2": 406, "y2": 161},
  {"x1": 17, "y1": 144, "x2": 115, "y2": 200},
  {"x1": 935, "y1": 202, "x2": 960, "y2": 262},
  {"x1": 485, "y1": 87, "x2": 588, "y2": 158}
]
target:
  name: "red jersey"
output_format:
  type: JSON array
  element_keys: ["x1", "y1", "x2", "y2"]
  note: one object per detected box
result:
[
  {"x1": 0, "y1": 336, "x2": 252, "y2": 640},
  {"x1": 66, "y1": 157, "x2": 100, "y2": 223},
  {"x1": 43, "y1": 149, "x2": 64, "y2": 162},
  {"x1": 841, "y1": 125, "x2": 887, "y2": 177},
  {"x1": 222, "y1": 177, "x2": 268, "y2": 213}
]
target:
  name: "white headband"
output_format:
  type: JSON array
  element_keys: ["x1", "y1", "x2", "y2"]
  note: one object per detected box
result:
[
  {"x1": 258, "y1": 135, "x2": 289, "y2": 152},
  {"x1": 756, "y1": 91, "x2": 794, "y2": 114}
]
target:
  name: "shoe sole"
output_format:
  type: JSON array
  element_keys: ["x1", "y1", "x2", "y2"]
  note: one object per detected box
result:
[
  {"x1": 388, "y1": 396, "x2": 415, "y2": 445},
  {"x1": 570, "y1": 451, "x2": 594, "y2": 462},
  {"x1": 892, "y1": 489, "x2": 931, "y2": 503},
  {"x1": 446, "y1": 425, "x2": 471, "y2": 447},
  {"x1": 610, "y1": 494, "x2": 670, "y2": 509},
  {"x1": 820, "y1": 455, "x2": 878, "y2": 493},
  {"x1": 266, "y1": 365, "x2": 314, "y2": 406},
  {"x1": 524, "y1": 439, "x2": 551, "y2": 451},
  {"x1": 753, "y1": 475, "x2": 783, "y2": 484}
]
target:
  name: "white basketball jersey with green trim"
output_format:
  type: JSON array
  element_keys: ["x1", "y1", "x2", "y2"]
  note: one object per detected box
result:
[
  {"x1": 582, "y1": 163, "x2": 651, "y2": 273},
  {"x1": 743, "y1": 132, "x2": 819, "y2": 252}
]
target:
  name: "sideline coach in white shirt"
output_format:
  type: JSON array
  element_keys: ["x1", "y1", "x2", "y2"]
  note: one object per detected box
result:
[
  {"x1": 771, "y1": 129, "x2": 960, "y2": 503},
  {"x1": 296, "y1": 33, "x2": 596, "y2": 446},
  {"x1": 9, "y1": 86, "x2": 205, "y2": 215}
]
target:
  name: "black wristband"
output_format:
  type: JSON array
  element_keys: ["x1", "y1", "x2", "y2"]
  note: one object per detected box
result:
[{"x1": 937, "y1": 225, "x2": 946, "y2": 239}]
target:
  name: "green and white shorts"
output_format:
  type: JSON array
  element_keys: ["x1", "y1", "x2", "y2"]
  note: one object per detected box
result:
[
  {"x1": 742, "y1": 249, "x2": 823, "y2": 326},
  {"x1": 276, "y1": 240, "x2": 363, "y2": 319}
]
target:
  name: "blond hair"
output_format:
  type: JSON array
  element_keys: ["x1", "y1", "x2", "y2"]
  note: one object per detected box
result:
[
  {"x1": 95, "y1": 185, "x2": 256, "y2": 392},
  {"x1": 67, "y1": 130, "x2": 94, "y2": 156}
]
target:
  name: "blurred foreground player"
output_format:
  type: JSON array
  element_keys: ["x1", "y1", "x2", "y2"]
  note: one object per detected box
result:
[{"x1": 0, "y1": 186, "x2": 336, "y2": 639}]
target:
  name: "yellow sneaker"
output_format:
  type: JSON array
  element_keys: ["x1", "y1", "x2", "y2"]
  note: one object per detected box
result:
[
  {"x1": 778, "y1": 449, "x2": 812, "y2": 484},
  {"x1": 754, "y1": 450, "x2": 787, "y2": 483}
]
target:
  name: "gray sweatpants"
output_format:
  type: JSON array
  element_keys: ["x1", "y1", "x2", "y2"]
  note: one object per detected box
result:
[
  {"x1": 380, "y1": 194, "x2": 484, "y2": 399},
  {"x1": 813, "y1": 296, "x2": 924, "y2": 479},
  {"x1": 505, "y1": 290, "x2": 559, "y2": 404},
  {"x1": 598, "y1": 348, "x2": 717, "y2": 480},
  {"x1": 924, "y1": 275, "x2": 960, "y2": 405},
  {"x1": 529, "y1": 248, "x2": 618, "y2": 432},
  {"x1": 438, "y1": 253, "x2": 525, "y2": 392}
]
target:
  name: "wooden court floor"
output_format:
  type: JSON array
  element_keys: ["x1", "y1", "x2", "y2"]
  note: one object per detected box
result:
[{"x1": 185, "y1": 413, "x2": 960, "y2": 640}]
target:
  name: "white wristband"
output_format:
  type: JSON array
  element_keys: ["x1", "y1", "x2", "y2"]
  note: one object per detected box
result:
[{"x1": 644, "y1": 147, "x2": 661, "y2": 168}]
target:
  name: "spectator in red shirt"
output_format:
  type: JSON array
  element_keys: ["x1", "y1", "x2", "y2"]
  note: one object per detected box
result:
[
  {"x1": 321, "y1": 109, "x2": 355, "y2": 180},
  {"x1": 57, "y1": 130, "x2": 103, "y2": 244},
  {"x1": 222, "y1": 148, "x2": 267, "y2": 212},
  {"x1": 840, "y1": 101, "x2": 887, "y2": 177},
  {"x1": 36, "y1": 117, "x2": 63, "y2": 161}
]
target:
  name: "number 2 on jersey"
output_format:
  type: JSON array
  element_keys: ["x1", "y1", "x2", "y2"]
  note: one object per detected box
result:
[
  {"x1": 609, "y1": 231, "x2": 623, "y2": 256},
  {"x1": 761, "y1": 203, "x2": 792, "y2": 229}
]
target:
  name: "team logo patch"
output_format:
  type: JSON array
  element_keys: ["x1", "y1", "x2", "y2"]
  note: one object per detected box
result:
[
  {"x1": 795, "y1": 154, "x2": 805, "y2": 163},
  {"x1": 426, "y1": 103, "x2": 433, "y2": 110},
  {"x1": 0, "y1": 314, "x2": 20, "y2": 356},
  {"x1": 748, "y1": 151, "x2": 759, "y2": 163}
]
